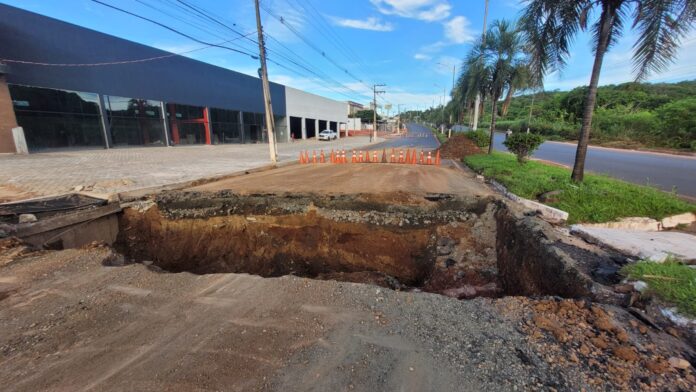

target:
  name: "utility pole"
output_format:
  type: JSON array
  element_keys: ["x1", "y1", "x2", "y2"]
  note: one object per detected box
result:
[
  {"x1": 472, "y1": 0, "x2": 489, "y2": 131},
  {"x1": 397, "y1": 104, "x2": 403, "y2": 132},
  {"x1": 527, "y1": 91, "x2": 536, "y2": 134},
  {"x1": 372, "y1": 84, "x2": 385, "y2": 141},
  {"x1": 254, "y1": 0, "x2": 277, "y2": 163}
]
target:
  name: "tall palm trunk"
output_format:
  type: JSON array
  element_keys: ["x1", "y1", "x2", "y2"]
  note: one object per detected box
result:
[
  {"x1": 488, "y1": 95, "x2": 499, "y2": 154},
  {"x1": 571, "y1": 5, "x2": 614, "y2": 182},
  {"x1": 501, "y1": 87, "x2": 515, "y2": 117}
]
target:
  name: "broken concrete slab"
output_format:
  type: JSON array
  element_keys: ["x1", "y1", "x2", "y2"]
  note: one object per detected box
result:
[
  {"x1": 488, "y1": 180, "x2": 569, "y2": 224},
  {"x1": 580, "y1": 217, "x2": 661, "y2": 231},
  {"x1": 571, "y1": 225, "x2": 696, "y2": 263},
  {"x1": 661, "y1": 212, "x2": 696, "y2": 230}
]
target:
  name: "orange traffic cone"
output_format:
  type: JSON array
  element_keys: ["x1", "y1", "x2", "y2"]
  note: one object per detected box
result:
[
  {"x1": 330, "y1": 149, "x2": 335, "y2": 164},
  {"x1": 372, "y1": 151, "x2": 378, "y2": 163},
  {"x1": 419, "y1": 150, "x2": 425, "y2": 164},
  {"x1": 351, "y1": 150, "x2": 357, "y2": 163},
  {"x1": 427, "y1": 151, "x2": 432, "y2": 165},
  {"x1": 299, "y1": 151, "x2": 305, "y2": 164},
  {"x1": 390, "y1": 149, "x2": 395, "y2": 163},
  {"x1": 320, "y1": 150, "x2": 325, "y2": 163},
  {"x1": 364, "y1": 150, "x2": 370, "y2": 163},
  {"x1": 381, "y1": 149, "x2": 387, "y2": 163},
  {"x1": 410, "y1": 149, "x2": 417, "y2": 165},
  {"x1": 435, "y1": 150, "x2": 441, "y2": 166},
  {"x1": 398, "y1": 149, "x2": 404, "y2": 163},
  {"x1": 312, "y1": 150, "x2": 317, "y2": 164}
]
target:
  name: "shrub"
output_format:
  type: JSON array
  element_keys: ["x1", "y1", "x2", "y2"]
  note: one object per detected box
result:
[
  {"x1": 466, "y1": 129, "x2": 490, "y2": 148},
  {"x1": 503, "y1": 132, "x2": 545, "y2": 163}
]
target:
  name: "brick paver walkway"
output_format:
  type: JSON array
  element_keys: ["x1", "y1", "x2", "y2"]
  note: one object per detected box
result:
[{"x1": 0, "y1": 137, "x2": 378, "y2": 202}]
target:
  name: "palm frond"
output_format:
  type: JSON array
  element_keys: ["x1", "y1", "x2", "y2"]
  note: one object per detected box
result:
[
  {"x1": 632, "y1": 0, "x2": 696, "y2": 80},
  {"x1": 519, "y1": 0, "x2": 591, "y2": 81}
]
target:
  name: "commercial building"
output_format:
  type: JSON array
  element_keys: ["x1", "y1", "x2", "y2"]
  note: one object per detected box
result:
[{"x1": 0, "y1": 4, "x2": 349, "y2": 154}]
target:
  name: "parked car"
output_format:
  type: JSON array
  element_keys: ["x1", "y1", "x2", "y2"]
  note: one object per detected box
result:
[{"x1": 318, "y1": 129, "x2": 338, "y2": 141}]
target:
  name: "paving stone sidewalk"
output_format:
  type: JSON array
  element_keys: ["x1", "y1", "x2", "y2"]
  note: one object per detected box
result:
[{"x1": 0, "y1": 137, "x2": 377, "y2": 202}]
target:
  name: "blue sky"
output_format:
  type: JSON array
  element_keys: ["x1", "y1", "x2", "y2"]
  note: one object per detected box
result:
[{"x1": 2, "y1": 0, "x2": 695, "y2": 111}]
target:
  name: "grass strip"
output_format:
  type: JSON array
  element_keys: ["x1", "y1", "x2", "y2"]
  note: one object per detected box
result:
[
  {"x1": 622, "y1": 261, "x2": 696, "y2": 317},
  {"x1": 463, "y1": 152, "x2": 696, "y2": 224}
]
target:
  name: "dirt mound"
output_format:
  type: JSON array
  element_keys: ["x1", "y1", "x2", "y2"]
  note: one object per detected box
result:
[{"x1": 438, "y1": 134, "x2": 482, "y2": 159}]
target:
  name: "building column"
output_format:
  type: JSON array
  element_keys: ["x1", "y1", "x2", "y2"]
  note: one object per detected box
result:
[
  {"x1": 160, "y1": 101, "x2": 171, "y2": 146},
  {"x1": 0, "y1": 73, "x2": 19, "y2": 153},
  {"x1": 203, "y1": 107, "x2": 212, "y2": 145},
  {"x1": 96, "y1": 94, "x2": 112, "y2": 149},
  {"x1": 239, "y1": 111, "x2": 245, "y2": 144},
  {"x1": 315, "y1": 119, "x2": 319, "y2": 140},
  {"x1": 167, "y1": 104, "x2": 180, "y2": 145},
  {"x1": 301, "y1": 117, "x2": 307, "y2": 140}
]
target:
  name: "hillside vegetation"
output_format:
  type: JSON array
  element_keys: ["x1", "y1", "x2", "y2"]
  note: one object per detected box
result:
[{"x1": 492, "y1": 80, "x2": 696, "y2": 151}]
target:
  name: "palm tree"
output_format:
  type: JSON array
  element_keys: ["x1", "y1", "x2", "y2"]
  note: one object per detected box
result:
[
  {"x1": 458, "y1": 20, "x2": 529, "y2": 154},
  {"x1": 521, "y1": 0, "x2": 696, "y2": 182},
  {"x1": 501, "y1": 63, "x2": 534, "y2": 117}
]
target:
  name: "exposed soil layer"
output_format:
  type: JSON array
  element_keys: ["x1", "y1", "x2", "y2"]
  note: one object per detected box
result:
[
  {"x1": 118, "y1": 192, "x2": 499, "y2": 291},
  {"x1": 437, "y1": 134, "x2": 482, "y2": 159}
]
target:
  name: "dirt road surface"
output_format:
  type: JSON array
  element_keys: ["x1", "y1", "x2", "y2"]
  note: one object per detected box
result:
[
  {"x1": 191, "y1": 161, "x2": 490, "y2": 196},
  {"x1": 1, "y1": 162, "x2": 694, "y2": 391}
]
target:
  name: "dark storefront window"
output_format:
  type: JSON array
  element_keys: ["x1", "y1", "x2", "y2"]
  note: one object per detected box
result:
[
  {"x1": 167, "y1": 103, "x2": 207, "y2": 145},
  {"x1": 9, "y1": 84, "x2": 104, "y2": 151},
  {"x1": 243, "y1": 112, "x2": 265, "y2": 143},
  {"x1": 210, "y1": 108, "x2": 241, "y2": 144},
  {"x1": 106, "y1": 96, "x2": 165, "y2": 146},
  {"x1": 274, "y1": 114, "x2": 287, "y2": 143}
]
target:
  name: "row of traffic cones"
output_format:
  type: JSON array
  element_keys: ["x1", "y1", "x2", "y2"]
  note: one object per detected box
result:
[{"x1": 299, "y1": 148, "x2": 441, "y2": 165}]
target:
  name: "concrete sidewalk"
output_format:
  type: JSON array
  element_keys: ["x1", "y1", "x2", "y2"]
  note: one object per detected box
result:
[{"x1": 0, "y1": 137, "x2": 378, "y2": 202}]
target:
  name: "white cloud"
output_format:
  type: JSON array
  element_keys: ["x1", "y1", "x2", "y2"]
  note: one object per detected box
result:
[
  {"x1": 414, "y1": 53, "x2": 431, "y2": 60},
  {"x1": 443, "y1": 16, "x2": 474, "y2": 44},
  {"x1": 330, "y1": 16, "x2": 395, "y2": 32},
  {"x1": 370, "y1": 0, "x2": 451, "y2": 22}
]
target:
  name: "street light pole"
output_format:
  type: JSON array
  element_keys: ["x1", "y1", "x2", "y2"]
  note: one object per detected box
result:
[
  {"x1": 254, "y1": 0, "x2": 277, "y2": 163},
  {"x1": 472, "y1": 0, "x2": 489, "y2": 131},
  {"x1": 373, "y1": 84, "x2": 385, "y2": 140}
]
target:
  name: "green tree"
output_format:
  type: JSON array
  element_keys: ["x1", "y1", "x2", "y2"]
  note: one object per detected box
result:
[
  {"x1": 503, "y1": 132, "x2": 545, "y2": 163},
  {"x1": 350, "y1": 109, "x2": 380, "y2": 124},
  {"x1": 657, "y1": 98, "x2": 696, "y2": 149},
  {"x1": 457, "y1": 20, "x2": 529, "y2": 154},
  {"x1": 521, "y1": 0, "x2": 696, "y2": 182}
]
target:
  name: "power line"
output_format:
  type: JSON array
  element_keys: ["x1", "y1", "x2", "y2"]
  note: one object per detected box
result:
[
  {"x1": 154, "y1": 0, "x2": 371, "y2": 101},
  {"x1": 0, "y1": 35, "x2": 254, "y2": 67},
  {"x1": 90, "y1": 0, "x2": 259, "y2": 59},
  {"x1": 288, "y1": 0, "x2": 368, "y2": 68},
  {"x1": 90, "y1": 0, "x2": 370, "y2": 102},
  {"x1": 259, "y1": 2, "x2": 373, "y2": 91}
]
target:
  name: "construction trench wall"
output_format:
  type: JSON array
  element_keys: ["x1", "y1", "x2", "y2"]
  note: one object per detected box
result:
[{"x1": 116, "y1": 191, "x2": 613, "y2": 299}]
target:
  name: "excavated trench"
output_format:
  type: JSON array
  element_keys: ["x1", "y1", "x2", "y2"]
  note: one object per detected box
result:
[{"x1": 116, "y1": 191, "x2": 608, "y2": 299}]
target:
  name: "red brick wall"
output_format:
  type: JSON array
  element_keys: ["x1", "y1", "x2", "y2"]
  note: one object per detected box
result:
[{"x1": 0, "y1": 75, "x2": 18, "y2": 153}]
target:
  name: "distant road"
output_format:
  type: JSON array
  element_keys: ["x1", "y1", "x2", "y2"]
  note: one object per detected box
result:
[
  {"x1": 370, "y1": 123, "x2": 440, "y2": 150},
  {"x1": 491, "y1": 132, "x2": 696, "y2": 198}
]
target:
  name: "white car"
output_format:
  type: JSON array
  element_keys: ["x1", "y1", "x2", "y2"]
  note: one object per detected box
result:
[{"x1": 318, "y1": 130, "x2": 338, "y2": 141}]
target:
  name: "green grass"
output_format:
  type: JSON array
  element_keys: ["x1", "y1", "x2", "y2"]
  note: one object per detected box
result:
[
  {"x1": 431, "y1": 127, "x2": 448, "y2": 144},
  {"x1": 463, "y1": 152, "x2": 696, "y2": 224},
  {"x1": 622, "y1": 261, "x2": 696, "y2": 317}
]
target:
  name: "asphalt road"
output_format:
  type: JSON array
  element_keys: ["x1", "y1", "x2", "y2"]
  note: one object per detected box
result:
[
  {"x1": 491, "y1": 132, "x2": 696, "y2": 198},
  {"x1": 373, "y1": 123, "x2": 440, "y2": 150}
]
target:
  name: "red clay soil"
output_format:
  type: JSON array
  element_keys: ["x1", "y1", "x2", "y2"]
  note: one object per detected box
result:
[{"x1": 438, "y1": 134, "x2": 482, "y2": 160}]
